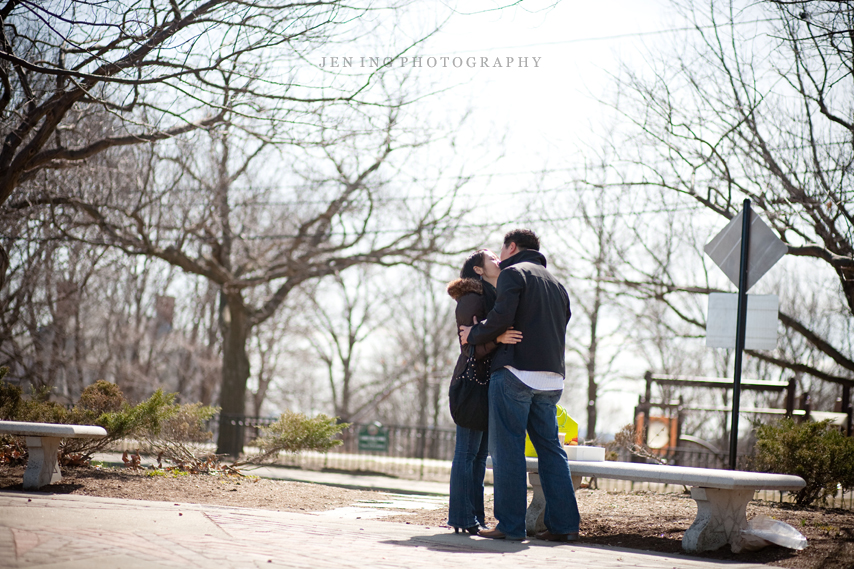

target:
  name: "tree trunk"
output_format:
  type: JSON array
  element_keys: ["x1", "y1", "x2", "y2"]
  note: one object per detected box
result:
[
  {"x1": 252, "y1": 378, "x2": 268, "y2": 418},
  {"x1": 586, "y1": 275, "x2": 603, "y2": 441},
  {"x1": 216, "y1": 293, "x2": 252, "y2": 457},
  {"x1": 587, "y1": 377, "x2": 598, "y2": 441},
  {"x1": 416, "y1": 359, "x2": 429, "y2": 459},
  {"x1": 341, "y1": 357, "x2": 352, "y2": 423},
  {"x1": 0, "y1": 243, "x2": 8, "y2": 292}
]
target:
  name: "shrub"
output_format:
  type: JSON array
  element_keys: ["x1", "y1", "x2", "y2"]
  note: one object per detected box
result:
[
  {"x1": 61, "y1": 387, "x2": 183, "y2": 462},
  {"x1": 0, "y1": 370, "x2": 22, "y2": 421},
  {"x1": 611, "y1": 423, "x2": 667, "y2": 465},
  {"x1": 0, "y1": 379, "x2": 68, "y2": 424},
  {"x1": 0, "y1": 379, "x2": 208, "y2": 465},
  {"x1": 1, "y1": 375, "x2": 77, "y2": 464},
  {"x1": 243, "y1": 411, "x2": 348, "y2": 465},
  {"x1": 753, "y1": 418, "x2": 854, "y2": 506},
  {"x1": 0, "y1": 380, "x2": 344, "y2": 475},
  {"x1": 76, "y1": 380, "x2": 125, "y2": 415},
  {"x1": 137, "y1": 401, "x2": 220, "y2": 472}
]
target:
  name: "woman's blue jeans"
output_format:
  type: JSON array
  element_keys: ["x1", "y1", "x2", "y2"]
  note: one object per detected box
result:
[
  {"x1": 448, "y1": 424, "x2": 488, "y2": 529},
  {"x1": 488, "y1": 368, "x2": 580, "y2": 539}
]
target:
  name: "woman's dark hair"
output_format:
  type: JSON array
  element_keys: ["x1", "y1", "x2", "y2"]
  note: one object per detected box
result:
[{"x1": 459, "y1": 250, "x2": 487, "y2": 279}]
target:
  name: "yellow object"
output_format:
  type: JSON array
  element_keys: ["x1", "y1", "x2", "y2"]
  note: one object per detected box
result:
[{"x1": 524, "y1": 405, "x2": 578, "y2": 457}]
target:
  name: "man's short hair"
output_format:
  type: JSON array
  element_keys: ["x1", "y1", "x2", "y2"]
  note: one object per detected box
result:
[{"x1": 504, "y1": 228, "x2": 540, "y2": 251}]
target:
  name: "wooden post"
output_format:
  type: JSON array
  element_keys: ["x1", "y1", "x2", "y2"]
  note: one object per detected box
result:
[
  {"x1": 785, "y1": 378, "x2": 796, "y2": 418},
  {"x1": 842, "y1": 385, "x2": 852, "y2": 436},
  {"x1": 798, "y1": 392, "x2": 811, "y2": 422}
]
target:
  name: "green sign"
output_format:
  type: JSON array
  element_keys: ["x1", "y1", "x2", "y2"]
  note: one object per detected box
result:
[{"x1": 358, "y1": 422, "x2": 389, "y2": 452}]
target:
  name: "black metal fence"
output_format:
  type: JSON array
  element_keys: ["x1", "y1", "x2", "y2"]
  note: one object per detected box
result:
[
  {"x1": 213, "y1": 414, "x2": 279, "y2": 449},
  {"x1": 209, "y1": 414, "x2": 458, "y2": 461},
  {"x1": 210, "y1": 415, "x2": 746, "y2": 482},
  {"x1": 208, "y1": 415, "x2": 764, "y2": 471},
  {"x1": 336, "y1": 423, "x2": 458, "y2": 461},
  {"x1": 203, "y1": 414, "x2": 458, "y2": 481}
]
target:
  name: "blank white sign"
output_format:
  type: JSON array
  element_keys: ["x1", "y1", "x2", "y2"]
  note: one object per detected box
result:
[{"x1": 706, "y1": 293, "x2": 779, "y2": 350}]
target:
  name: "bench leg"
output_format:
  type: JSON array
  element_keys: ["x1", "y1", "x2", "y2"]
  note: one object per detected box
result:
[
  {"x1": 23, "y1": 436, "x2": 62, "y2": 490},
  {"x1": 526, "y1": 472, "x2": 545, "y2": 535},
  {"x1": 526, "y1": 472, "x2": 582, "y2": 536},
  {"x1": 684, "y1": 487, "x2": 753, "y2": 553}
]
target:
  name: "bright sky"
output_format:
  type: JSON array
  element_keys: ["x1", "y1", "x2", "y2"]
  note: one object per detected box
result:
[
  {"x1": 424, "y1": 0, "x2": 671, "y2": 187},
  {"x1": 426, "y1": 1, "x2": 674, "y2": 436}
]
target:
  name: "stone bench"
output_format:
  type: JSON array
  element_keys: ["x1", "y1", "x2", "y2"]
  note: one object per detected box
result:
[
  {"x1": 0, "y1": 420, "x2": 107, "y2": 489},
  {"x1": 488, "y1": 456, "x2": 806, "y2": 553}
]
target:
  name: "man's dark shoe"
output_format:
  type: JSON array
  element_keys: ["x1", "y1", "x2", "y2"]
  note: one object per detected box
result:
[
  {"x1": 478, "y1": 528, "x2": 524, "y2": 541},
  {"x1": 535, "y1": 529, "x2": 579, "y2": 542}
]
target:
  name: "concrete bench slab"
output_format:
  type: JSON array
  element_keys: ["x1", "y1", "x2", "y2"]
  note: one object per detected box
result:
[
  {"x1": 487, "y1": 456, "x2": 805, "y2": 553},
  {"x1": 0, "y1": 420, "x2": 107, "y2": 489}
]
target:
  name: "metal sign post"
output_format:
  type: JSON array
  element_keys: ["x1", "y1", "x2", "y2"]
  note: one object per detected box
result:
[
  {"x1": 704, "y1": 199, "x2": 787, "y2": 470},
  {"x1": 729, "y1": 199, "x2": 751, "y2": 470}
]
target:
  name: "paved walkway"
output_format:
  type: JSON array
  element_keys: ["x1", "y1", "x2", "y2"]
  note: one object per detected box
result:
[{"x1": 0, "y1": 491, "x2": 766, "y2": 569}]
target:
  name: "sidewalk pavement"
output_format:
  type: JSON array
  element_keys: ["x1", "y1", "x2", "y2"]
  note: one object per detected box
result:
[{"x1": 0, "y1": 491, "x2": 767, "y2": 569}]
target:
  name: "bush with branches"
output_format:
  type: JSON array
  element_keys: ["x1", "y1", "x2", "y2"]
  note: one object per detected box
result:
[
  {"x1": 0, "y1": 378, "x2": 218, "y2": 467},
  {"x1": 611, "y1": 423, "x2": 668, "y2": 465},
  {"x1": 138, "y1": 401, "x2": 220, "y2": 473},
  {"x1": 1, "y1": 375, "x2": 346, "y2": 475},
  {"x1": 752, "y1": 418, "x2": 854, "y2": 506},
  {"x1": 241, "y1": 411, "x2": 348, "y2": 466}
]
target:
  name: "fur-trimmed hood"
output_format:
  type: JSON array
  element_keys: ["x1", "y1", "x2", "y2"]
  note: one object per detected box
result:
[{"x1": 446, "y1": 277, "x2": 483, "y2": 300}]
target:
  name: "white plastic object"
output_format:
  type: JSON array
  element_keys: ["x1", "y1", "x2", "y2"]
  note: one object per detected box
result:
[
  {"x1": 740, "y1": 515, "x2": 807, "y2": 551},
  {"x1": 565, "y1": 445, "x2": 606, "y2": 462}
]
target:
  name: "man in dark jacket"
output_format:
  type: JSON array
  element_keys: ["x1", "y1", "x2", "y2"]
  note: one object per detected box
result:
[{"x1": 460, "y1": 228, "x2": 580, "y2": 542}]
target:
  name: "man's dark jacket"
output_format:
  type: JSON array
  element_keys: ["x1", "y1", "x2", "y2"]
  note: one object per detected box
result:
[{"x1": 466, "y1": 249, "x2": 571, "y2": 376}]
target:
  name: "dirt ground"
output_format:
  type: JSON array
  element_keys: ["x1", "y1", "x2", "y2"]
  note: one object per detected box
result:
[{"x1": 1, "y1": 464, "x2": 852, "y2": 569}]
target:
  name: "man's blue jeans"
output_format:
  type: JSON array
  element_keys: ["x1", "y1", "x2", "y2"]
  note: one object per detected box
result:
[
  {"x1": 488, "y1": 368, "x2": 580, "y2": 539},
  {"x1": 448, "y1": 425, "x2": 488, "y2": 528}
]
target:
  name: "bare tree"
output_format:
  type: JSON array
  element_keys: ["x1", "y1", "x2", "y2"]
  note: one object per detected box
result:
[
  {"x1": 0, "y1": 203, "x2": 223, "y2": 405},
  {"x1": 308, "y1": 267, "x2": 387, "y2": 423},
  {"x1": 386, "y1": 264, "x2": 457, "y2": 435},
  {"x1": 247, "y1": 293, "x2": 308, "y2": 418},
  {"x1": 0, "y1": 0, "x2": 444, "y2": 289},
  {"x1": 603, "y1": 0, "x2": 854, "y2": 392},
  {"x1": 547, "y1": 181, "x2": 632, "y2": 440},
  {"x1": 173, "y1": 279, "x2": 221, "y2": 406},
  {"x1": 25, "y1": 104, "x2": 469, "y2": 455},
  {"x1": 0, "y1": 211, "x2": 101, "y2": 396}
]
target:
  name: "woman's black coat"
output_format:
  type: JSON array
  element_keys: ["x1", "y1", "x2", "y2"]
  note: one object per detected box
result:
[{"x1": 447, "y1": 277, "x2": 498, "y2": 380}]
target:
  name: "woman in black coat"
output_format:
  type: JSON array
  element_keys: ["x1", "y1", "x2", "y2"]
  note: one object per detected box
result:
[{"x1": 446, "y1": 249, "x2": 521, "y2": 533}]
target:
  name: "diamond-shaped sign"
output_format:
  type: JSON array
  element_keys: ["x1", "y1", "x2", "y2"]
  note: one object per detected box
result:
[{"x1": 704, "y1": 210, "x2": 787, "y2": 291}]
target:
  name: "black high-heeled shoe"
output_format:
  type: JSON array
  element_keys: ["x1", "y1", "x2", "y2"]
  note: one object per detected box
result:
[{"x1": 453, "y1": 526, "x2": 479, "y2": 535}]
